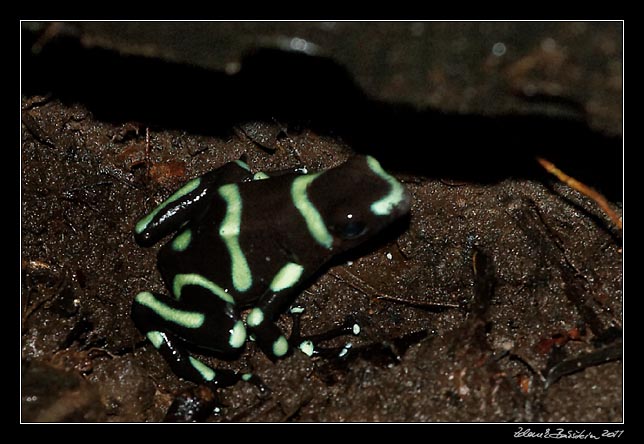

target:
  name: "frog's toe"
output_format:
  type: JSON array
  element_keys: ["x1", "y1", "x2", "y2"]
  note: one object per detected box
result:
[
  {"x1": 238, "y1": 372, "x2": 271, "y2": 398},
  {"x1": 164, "y1": 385, "x2": 219, "y2": 423}
]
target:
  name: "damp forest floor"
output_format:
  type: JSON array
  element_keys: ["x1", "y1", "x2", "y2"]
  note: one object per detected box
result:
[{"x1": 20, "y1": 22, "x2": 623, "y2": 423}]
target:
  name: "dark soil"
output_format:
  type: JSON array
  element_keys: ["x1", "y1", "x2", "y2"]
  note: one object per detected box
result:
[{"x1": 21, "y1": 22, "x2": 622, "y2": 423}]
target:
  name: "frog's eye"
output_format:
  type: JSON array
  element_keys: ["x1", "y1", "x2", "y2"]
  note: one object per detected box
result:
[{"x1": 339, "y1": 220, "x2": 367, "y2": 240}]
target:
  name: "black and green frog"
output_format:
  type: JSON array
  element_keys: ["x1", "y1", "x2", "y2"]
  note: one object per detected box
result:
[{"x1": 131, "y1": 155, "x2": 411, "y2": 397}]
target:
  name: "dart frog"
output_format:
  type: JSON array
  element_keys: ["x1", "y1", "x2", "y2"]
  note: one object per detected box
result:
[{"x1": 131, "y1": 155, "x2": 411, "y2": 394}]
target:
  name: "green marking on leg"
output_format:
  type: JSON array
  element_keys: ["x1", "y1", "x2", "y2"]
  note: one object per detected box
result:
[
  {"x1": 172, "y1": 273, "x2": 235, "y2": 304},
  {"x1": 299, "y1": 340, "x2": 314, "y2": 357},
  {"x1": 135, "y1": 292, "x2": 204, "y2": 328},
  {"x1": 241, "y1": 373, "x2": 253, "y2": 382},
  {"x1": 218, "y1": 184, "x2": 253, "y2": 292},
  {"x1": 366, "y1": 156, "x2": 407, "y2": 216},
  {"x1": 270, "y1": 262, "x2": 305, "y2": 292},
  {"x1": 234, "y1": 159, "x2": 251, "y2": 171},
  {"x1": 291, "y1": 173, "x2": 333, "y2": 249},
  {"x1": 135, "y1": 177, "x2": 201, "y2": 234},
  {"x1": 252, "y1": 171, "x2": 270, "y2": 180},
  {"x1": 247, "y1": 307, "x2": 264, "y2": 327},
  {"x1": 146, "y1": 330, "x2": 165, "y2": 349},
  {"x1": 188, "y1": 356, "x2": 216, "y2": 382},
  {"x1": 229, "y1": 320, "x2": 247, "y2": 348},
  {"x1": 272, "y1": 335, "x2": 289, "y2": 357},
  {"x1": 171, "y1": 228, "x2": 192, "y2": 252}
]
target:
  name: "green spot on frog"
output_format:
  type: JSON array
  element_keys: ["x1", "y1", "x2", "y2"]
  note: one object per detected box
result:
[
  {"x1": 228, "y1": 320, "x2": 246, "y2": 348},
  {"x1": 247, "y1": 307, "x2": 264, "y2": 327},
  {"x1": 173, "y1": 273, "x2": 235, "y2": 304},
  {"x1": 146, "y1": 330, "x2": 165, "y2": 349},
  {"x1": 253, "y1": 171, "x2": 270, "y2": 180},
  {"x1": 188, "y1": 356, "x2": 216, "y2": 381},
  {"x1": 269, "y1": 262, "x2": 304, "y2": 292},
  {"x1": 234, "y1": 159, "x2": 251, "y2": 171},
  {"x1": 291, "y1": 173, "x2": 333, "y2": 249},
  {"x1": 299, "y1": 340, "x2": 315, "y2": 357},
  {"x1": 218, "y1": 184, "x2": 253, "y2": 292},
  {"x1": 172, "y1": 229, "x2": 192, "y2": 252},
  {"x1": 135, "y1": 291, "x2": 205, "y2": 329},
  {"x1": 135, "y1": 178, "x2": 201, "y2": 234},
  {"x1": 366, "y1": 156, "x2": 408, "y2": 216},
  {"x1": 272, "y1": 335, "x2": 289, "y2": 357}
]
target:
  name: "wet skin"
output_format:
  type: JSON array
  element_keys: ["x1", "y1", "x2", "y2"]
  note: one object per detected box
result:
[{"x1": 132, "y1": 155, "x2": 411, "y2": 390}]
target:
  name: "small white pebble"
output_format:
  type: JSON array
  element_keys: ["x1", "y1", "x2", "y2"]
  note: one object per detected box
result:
[{"x1": 386, "y1": 252, "x2": 393, "y2": 260}]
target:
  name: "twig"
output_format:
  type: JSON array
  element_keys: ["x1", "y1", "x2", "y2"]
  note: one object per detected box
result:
[
  {"x1": 536, "y1": 157, "x2": 622, "y2": 230},
  {"x1": 329, "y1": 268, "x2": 459, "y2": 309},
  {"x1": 544, "y1": 342, "x2": 622, "y2": 388},
  {"x1": 375, "y1": 294, "x2": 460, "y2": 309}
]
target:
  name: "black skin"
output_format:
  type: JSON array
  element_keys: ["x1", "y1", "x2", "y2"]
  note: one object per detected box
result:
[{"x1": 131, "y1": 155, "x2": 411, "y2": 399}]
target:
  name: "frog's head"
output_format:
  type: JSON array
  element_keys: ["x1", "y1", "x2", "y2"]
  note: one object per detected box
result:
[{"x1": 306, "y1": 155, "x2": 411, "y2": 252}]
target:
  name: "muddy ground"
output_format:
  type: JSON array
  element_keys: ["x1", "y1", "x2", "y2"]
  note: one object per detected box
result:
[{"x1": 20, "y1": 22, "x2": 622, "y2": 423}]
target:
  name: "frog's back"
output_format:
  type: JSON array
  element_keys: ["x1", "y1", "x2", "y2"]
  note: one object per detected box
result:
[
  {"x1": 155, "y1": 155, "x2": 410, "y2": 308},
  {"x1": 156, "y1": 172, "x2": 330, "y2": 307}
]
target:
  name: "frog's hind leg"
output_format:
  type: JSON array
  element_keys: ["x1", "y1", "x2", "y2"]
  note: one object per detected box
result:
[{"x1": 131, "y1": 290, "x2": 267, "y2": 393}]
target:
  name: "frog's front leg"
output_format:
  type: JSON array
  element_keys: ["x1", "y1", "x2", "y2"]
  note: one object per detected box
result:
[
  {"x1": 246, "y1": 293, "x2": 360, "y2": 361},
  {"x1": 131, "y1": 290, "x2": 266, "y2": 392},
  {"x1": 134, "y1": 160, "x2": 253, "y2": 247},
  {"x1": 246, "y1": 292, "x2": 294, "y2": 361},
  {"x1": 245, "y1": 265, "x2": 359, "y2": 361}
]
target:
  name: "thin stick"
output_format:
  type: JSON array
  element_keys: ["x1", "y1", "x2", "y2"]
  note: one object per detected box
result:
[
  {"x1": 536, "y1": 157, "x2": 622, "y2": 230},
  {"x1": 329, "y1": 268, "x2": 459, "y2": 309}
]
